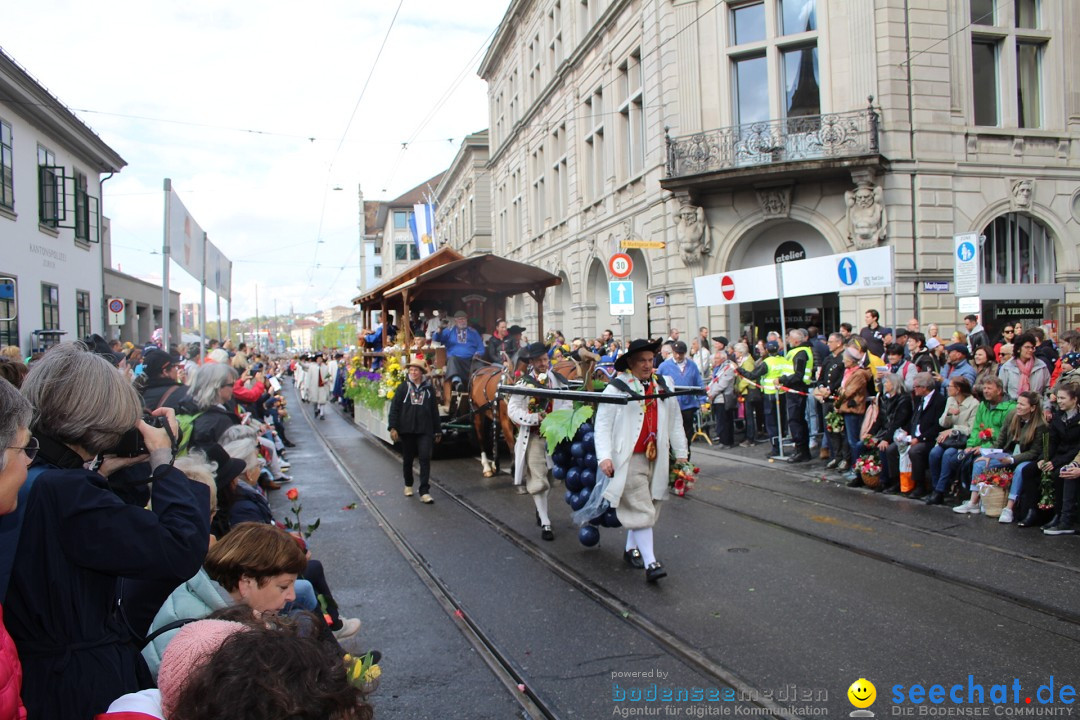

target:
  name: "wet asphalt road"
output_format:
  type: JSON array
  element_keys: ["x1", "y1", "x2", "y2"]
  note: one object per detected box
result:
[{"x1": 274, "y1": 385, "x2": 1080, "y2": 720}]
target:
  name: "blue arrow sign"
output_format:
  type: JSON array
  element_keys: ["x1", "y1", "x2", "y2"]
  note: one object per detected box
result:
[
  {"x1": 609, "y1": 280, "x2": 634, "y2": 315},
  {"x1": 837, "y1": 257, "x2": 858, "y2": 286}
]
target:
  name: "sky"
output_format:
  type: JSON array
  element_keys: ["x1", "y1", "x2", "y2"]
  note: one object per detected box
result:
[{"x1": 3, "y1": 0, "x2": 509, "y2": 320}]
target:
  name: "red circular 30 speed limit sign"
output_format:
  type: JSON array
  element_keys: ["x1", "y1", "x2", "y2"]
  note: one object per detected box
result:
[
  {"x1": 608, "y1": 253, "x2": 633, "y2": 279},
  {"x1": 720, "y1": 275, "x2": 736, "y2": 301}
]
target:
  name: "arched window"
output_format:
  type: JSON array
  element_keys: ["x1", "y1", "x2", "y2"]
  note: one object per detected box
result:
[{"x1": 980, "y1": 213, "x2": 1055, "y2": 285}]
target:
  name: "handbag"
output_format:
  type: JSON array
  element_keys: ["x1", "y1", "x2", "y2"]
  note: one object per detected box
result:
[
  {"x1": 859, "y1": 397, "x2": 880, "y2": 438},
  {"x1": 940, "y1": 431, "x2": 969, "y2": 449}
]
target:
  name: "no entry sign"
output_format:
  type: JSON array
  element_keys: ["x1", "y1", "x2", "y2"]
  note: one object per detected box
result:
[
  {"x1": 608, "y1": 253, "x2": 633, "y2": 279},
  {"x1": 721, "y1": 275, "x2": 735, "y2": 301}
]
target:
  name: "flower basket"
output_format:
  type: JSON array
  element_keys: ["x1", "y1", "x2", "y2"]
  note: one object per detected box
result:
[
  {"x1": 853, "y1": 450, "x2": 882, "y2": 489},
  {"x1": 979, "y1": 483, "x2": 1007, "y2": 518},
  {"x1": 860, "y1": 469, "x2": 881, "y2": 489}
]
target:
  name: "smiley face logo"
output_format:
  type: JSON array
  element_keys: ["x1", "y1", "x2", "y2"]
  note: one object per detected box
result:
[{"x1": 848, "y1": 678, "x2": 876, "y2": 709}]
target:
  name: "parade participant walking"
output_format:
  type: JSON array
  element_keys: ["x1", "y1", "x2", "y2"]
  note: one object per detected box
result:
[
  {"x1": 388, "y1": 358, "x2": 442, "y2": 504},
  {"x1": 507, "y1": 342, "x2": 572, "y2": 541},
  {"x1": 306, "y1": 353, "x2": 332, "y2": 420},
  {"x1": 595, "y1": 339, "x2": 689, "y2": 582},
  {"x1": 436, "y1": 311, "x2": 485, "y2": 406},
  {"x1": 657, "y1": 341, "x2": 704, "y2": 457}
]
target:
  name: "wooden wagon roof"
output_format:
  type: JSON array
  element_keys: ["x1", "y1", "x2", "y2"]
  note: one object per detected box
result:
[
  {"x1": 351, "y1": 246, "x2": 463, "y2": 306},
  {"x1": 377, "y1": 254, "x2": 561, "y2": 303}
]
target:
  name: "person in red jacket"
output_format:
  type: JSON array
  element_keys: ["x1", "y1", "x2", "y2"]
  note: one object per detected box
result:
[{"x1": 0, "y1": 377, "x2": 33, "y2": 720}]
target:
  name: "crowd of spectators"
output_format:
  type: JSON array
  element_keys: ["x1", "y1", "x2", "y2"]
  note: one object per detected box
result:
[{"x1": 0, "y1": 336, "x2": 373, "y2": 719}]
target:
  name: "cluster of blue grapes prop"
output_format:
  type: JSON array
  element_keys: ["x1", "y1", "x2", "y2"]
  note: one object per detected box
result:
[{"x1": 550, "y1": 422, "x2": 621, "y2": 546}]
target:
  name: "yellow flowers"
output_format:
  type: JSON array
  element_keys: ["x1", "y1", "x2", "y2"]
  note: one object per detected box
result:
[
  {"x1": 386, "y1": 390, "x2": 395, "y2": 400},
  {"x1": 343, "y1": 652, "x2": 381, "y2": 691}
]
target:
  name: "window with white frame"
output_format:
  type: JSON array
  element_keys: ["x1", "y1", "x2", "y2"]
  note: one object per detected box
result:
[
  {"x1": 583, "y1": 88, "x2": 605, "y2": 202},
  {"x1": 531, "y1": 144, "x2": 546, "y2": 232},
  {"x1": 970, "y1": 0, "x2": 1048, "y2": 128},
  {"x1": 617, "y1": 51, "x2": 645, "y2": 181},
  {"x1": 548, "y1": 2, "x2": 563, "y2": 69},
  {"x1": 1, "y1": 119, "x2": 13, "y2": 210},
  {"x1": 551, "y1": 124, "x2": 569, "y2": 222},
  {"x1": 510, "y1": 70, "x2": 519, "y2": 125},
  {"x1": 529, "y1": 33, "x2": 542, "y2": 103},
  {"x1": 494, "y1": 91, "x2": 504, "y2": 147},
  {"x1": 727, "y1": 0, "x2": 819, "y2": 127},
  {"x1": 497, "y1": 182, "x2": 508, "y2": 252},
  {"x1": 511, "y1": 169, "x2": 523, "y2": 248}
]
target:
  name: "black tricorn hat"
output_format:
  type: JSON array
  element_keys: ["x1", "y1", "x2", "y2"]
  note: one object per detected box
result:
[
  {"x1": 519, "y1": 341, "x2": 548, "y2": 362},
  {"x1": 614, "y1": 338, "x2": 663, "y2": 372}
]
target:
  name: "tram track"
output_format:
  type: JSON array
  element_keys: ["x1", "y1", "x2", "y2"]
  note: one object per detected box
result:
[{"x1": 303, "y1": 399, "x2": 799, "y2": 720}]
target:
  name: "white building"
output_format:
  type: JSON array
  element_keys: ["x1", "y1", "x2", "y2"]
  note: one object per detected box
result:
[
  {"x1": 0, "y1": 48, "x2": 126, "y2": 354},
  {"x1": 479, "y1": 0, "x2": 1080, "y2": 343},
  {"x1": 435, "y1": 130, "x2": 493, "y2": 256},
  {"x1": 376, "y1": 173, "x2": 445, "y2": 280}
]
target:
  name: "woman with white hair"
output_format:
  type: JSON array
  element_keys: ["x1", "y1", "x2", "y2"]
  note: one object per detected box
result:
[
  {"x1": 181, "y1": 362, "x2": 241, "y2": 451},
  {"x1": 3, "y1": 344, "x2": 210, "y2": 719}
]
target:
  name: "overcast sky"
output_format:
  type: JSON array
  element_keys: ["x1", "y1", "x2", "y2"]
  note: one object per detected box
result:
[{"x1": 4, "y1": 0, "x2": 508, "y2": 320}]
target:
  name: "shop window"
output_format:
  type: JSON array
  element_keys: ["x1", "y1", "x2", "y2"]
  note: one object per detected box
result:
[{"x1": 980, "y1": 212, "x2": 1054, "y2": 285}]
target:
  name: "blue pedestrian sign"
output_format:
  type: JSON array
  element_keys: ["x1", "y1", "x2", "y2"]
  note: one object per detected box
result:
[
  {"x1": 609, "y1": 280, "x2": 634, "y2": 316},
  {"x1": 953, "y1": 232, "x2": 980, "y2": 297},
  {"x1": 837, "y1": 257, "x2": 858, "y2": 286},
  {"x1": 957, "y1": 242, "x2": 976, "y2": 263}
]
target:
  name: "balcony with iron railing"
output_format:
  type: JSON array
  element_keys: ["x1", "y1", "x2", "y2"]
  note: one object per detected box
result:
[{"x1": 662, "y1": 98, "x2": 882, "y2": 192}]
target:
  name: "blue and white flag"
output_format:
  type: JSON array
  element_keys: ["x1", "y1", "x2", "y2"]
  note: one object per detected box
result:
[{"x1": 411, "y1": 203, "x2": 436, "y2": 258}]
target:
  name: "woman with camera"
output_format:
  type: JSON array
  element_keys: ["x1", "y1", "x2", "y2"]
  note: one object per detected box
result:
[
  {"x1": 0, "y1": 378, "x2": 33, "y2": 720},
  {"x1": 3, "y1": 344, "x2": 211, "y2": 719}
]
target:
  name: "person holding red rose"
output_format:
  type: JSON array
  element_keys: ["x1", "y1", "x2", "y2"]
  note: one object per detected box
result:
[{"x1": 945, "y1": 377, "x2": 1015, "y2": 513}]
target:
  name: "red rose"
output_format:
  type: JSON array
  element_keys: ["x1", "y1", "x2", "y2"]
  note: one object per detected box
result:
[
  {"x1": 693, "y1": 467, "x2": 700, "y2": 474},
  {"x1": 674, "y1": 478, "x2": 685, "y2": 491},
  {"x1": 286, "y1": 488, "x2": 299, "y2": 501}
]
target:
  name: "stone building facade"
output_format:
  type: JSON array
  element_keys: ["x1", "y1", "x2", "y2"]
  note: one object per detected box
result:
[
  {"x1": 434, "y1": 130, "x2": 493, "y2": 257},
  {"x1": 478, "y1": 0, "x2": 1080, "y2": 343}
]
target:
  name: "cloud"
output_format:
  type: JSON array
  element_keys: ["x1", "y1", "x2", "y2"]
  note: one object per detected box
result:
[{"x1": 4, "y1": 0, "x2": 505, "y2": 319}]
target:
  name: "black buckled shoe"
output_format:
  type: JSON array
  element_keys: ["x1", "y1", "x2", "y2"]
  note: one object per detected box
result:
[
  {"x1": 541, "y1": 525, "x2": 554, "y2": 541},
  {"x1": 645, "y1": 561, "x2": 667, "y2": 583},
  {"x1": 624, "y1": 548, "x2": 645, "y2": 569}
]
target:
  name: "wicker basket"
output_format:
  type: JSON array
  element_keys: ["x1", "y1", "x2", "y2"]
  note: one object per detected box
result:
[
  {"x1": 980, "y1": 484, "x2": 1007, "y2": 518},
  {"x1": 861, "y1": 470, "x2": 881, "y2": 489}
]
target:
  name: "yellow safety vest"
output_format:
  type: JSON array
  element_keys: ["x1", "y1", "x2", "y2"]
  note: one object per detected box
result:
[
  {"x1": 784, "y1": 345, "x2": 814, "y2": 385},
  {"x1": 762, "y1": 355, "x2": 787, "y2": 395}
]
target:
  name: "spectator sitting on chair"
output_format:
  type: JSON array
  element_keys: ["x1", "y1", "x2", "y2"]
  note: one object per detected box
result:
[{"x1": 885, "y1": 372, "x2": 947, "y2": 499}]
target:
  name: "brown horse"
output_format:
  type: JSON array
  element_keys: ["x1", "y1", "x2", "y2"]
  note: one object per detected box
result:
[
  {"x1": 552, "y1": 348, "x2": 600, "y2": 389},
  {"x1": 468, "y1": 364, "x2": 518, "y2": 477}
]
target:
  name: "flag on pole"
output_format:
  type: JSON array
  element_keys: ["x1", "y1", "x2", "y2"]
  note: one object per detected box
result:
[{"x1": 411, "y1": 203, "x2": 436, "y2": 258}]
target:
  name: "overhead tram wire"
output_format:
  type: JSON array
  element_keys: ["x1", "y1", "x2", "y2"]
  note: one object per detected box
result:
[
  {"x1": 378, "y1": 24, "x2": 499, "y2": 194},
  {"x1": 305, "y1": 0, "x2": 406, "y2": 289}
]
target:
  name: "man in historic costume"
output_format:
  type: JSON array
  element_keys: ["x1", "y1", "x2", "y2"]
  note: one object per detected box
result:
[
  {"x1": 436, "y1": 310, "x2": 485, "y2": 406},
  {"x1": 594, "y1": 338, "x2": 689, "y2": 582},
  {"x1": 307, "y1": 353, "x2": 333, "y2": 419},
  {"x1": 507, "y1": 342, "x2": 573, "y2": 541}
]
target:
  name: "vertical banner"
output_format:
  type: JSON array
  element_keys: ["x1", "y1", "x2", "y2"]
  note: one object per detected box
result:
[
  {"x1": 204, "y1": 238, "x2": 232, "y2": 301},
  {"x1": 411, "y1": 203, "x2": 436, "y2": 258},
  {"x1": 166, "y1": 187, "x2": 205, "y2": 280}
]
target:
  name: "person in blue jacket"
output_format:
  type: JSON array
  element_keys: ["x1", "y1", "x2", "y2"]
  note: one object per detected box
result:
[
  {"x1": 3, "y1": 344, "x2": 210, "y2": 720},
  {"x1": 657, "y1": 340, "x2": 704, "y2": 457},
  {"x1": 436, "y1": 310, "x2": 485, "y2": 405},
  {"x1": 362, "y1": 311, "x2": 397, "y2": 369}
]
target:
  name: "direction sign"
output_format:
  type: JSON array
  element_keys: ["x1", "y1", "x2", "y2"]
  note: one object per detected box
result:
[
  {"x1": 621, "y1": 240, "x2": 665, "y2": 250},
  {"x1": 837, "y1": 257, "x2": 858, "y2": 286},
  {"x1": 609, "y1": 280, "x2": 634, "y2": 315},
  {"x1": 608, "y1": 253, "x2": 633, "y2": 279},
  {"x1": 954, "y1": 232, "x2": 980, "y2": 297}
]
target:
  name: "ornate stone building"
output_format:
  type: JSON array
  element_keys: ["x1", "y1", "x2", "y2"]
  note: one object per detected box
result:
[{"x1": 478, "y1": 0, "x2": 1080, "y2": 342}]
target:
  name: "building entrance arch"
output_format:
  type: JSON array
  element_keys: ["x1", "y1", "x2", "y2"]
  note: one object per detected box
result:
[{"x1": 728, "y1": 220, "x2": 840, "y2": 342}]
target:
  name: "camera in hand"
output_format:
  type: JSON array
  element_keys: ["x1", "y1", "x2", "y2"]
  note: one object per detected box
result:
[{"x1": 111, "y1": 414, "x2": 168, "y2": 457}]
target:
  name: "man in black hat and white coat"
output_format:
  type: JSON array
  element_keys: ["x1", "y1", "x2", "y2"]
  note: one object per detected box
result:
[
  {"x1": 507, "y1": 341, "x2": 573, "y2": 540},
  {"x1": 595, "y1": 338, "x2": 689, "y2": 582}
]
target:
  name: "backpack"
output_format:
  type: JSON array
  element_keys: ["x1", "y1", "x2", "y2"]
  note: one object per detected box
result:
[{"x1": 175, "y1": 411, "x2": 205, "y2": 454}]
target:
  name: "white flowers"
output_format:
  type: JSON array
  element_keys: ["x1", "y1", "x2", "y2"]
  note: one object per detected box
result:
[{"x1": 536, "y1": 373, "x2": 548, "y2": 384}]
